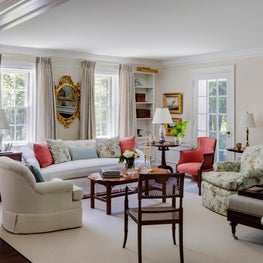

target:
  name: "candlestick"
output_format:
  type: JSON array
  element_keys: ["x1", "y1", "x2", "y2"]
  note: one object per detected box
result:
[{"x1": 144, "y1": 139, "x2": 147, "y2": 165}]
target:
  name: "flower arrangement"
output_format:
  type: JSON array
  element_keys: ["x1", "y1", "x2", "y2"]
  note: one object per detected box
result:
[{"x1": 119, "y1": 150, "x2": 139, "y2": 169}]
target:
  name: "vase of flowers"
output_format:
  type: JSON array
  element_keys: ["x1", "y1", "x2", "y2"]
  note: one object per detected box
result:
[{"x1": 119, "y1": 150, "x2": 139, "y2": 169}]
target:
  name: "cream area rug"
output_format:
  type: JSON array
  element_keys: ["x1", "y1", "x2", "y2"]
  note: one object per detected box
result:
[{"x1": 0, "y1": 179, "x2": 262, "y2": 263}]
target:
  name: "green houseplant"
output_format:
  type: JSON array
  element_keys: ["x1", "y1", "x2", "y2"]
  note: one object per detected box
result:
[{"x1": 171, "y1": 121, "x2": 188, "y2": 143}]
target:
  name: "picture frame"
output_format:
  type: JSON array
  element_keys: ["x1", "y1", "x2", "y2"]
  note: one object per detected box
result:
[
  {"x1": 165, "y1": 117, "x2": 182, "y2": 136},
  {"x1": 163, "y1": 93, "x2": 183, "y2": 114}
]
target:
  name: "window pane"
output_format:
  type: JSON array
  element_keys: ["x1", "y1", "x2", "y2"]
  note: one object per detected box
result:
[
  {"x1": 219, "y1": 97, "x2": 226, "y2": 113},
  {"x1": 208, "y1": 80, "x2": 216, "y2": 96},
  {"x1": 15, "y1": 91, "x2": 25, "y2": 106},
  {"x1": 16, "y1": 109, "x2": 26, "y2": 124},
  {"x1": 218, "y1": 114, "x2": 227, "y2": 132},
  {"x1": 209, "y1": 97, "x2": 216, "y2": 113},
  {"x1": 218, "y1": 80, "x2": 227, "y2": 95},
  {"x1": 209, "y1": 114, "x2": 217, "y2": 131}
]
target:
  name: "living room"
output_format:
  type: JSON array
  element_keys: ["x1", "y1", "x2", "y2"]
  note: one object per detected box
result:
[{"x1": 0, "y1": 1, "x2": 263, "y2": 262}]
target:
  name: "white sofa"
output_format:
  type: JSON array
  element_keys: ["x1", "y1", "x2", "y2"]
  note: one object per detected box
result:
[
  {"x1": 21, "y1": 139, "x2": 145, "y2": 196},
  {"x1": 0, "y1": 156, "x2": 83, "y2": 234}
]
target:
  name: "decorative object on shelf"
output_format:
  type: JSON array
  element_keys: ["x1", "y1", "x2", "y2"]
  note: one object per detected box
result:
[
  {"x1": 119, "y1": 150, "x2": 139, "y2": 169},
  {"x1": 239, "y1": 112, "x2": 256, "y2": 147},
  {"x1": 134, "y1": 79, "x2": 142, "y2": 86},
  {"x1": 236, "y1": 142, "x2": 242, "y2": 151},
  {"x1": 152, "y1": 108, "x2": 172, "y2": 144},
  {"x1": 136, "y1": 109, "x2": 151, "y2": 118},
  {"x1": 0, "y1": 109, "x2": 10, "y2": 151},
  {"x1": 171, "y1": 120, "x2": 188, "y2": 144},
  {"x1": 135, "y1": 93, "x2": 146, "y2": 102},
  {"x1": 163, "y1": 93, "x2": 183, "y2": 114},
  {"x1": 136, "y1": 67, "x2": 158, "y2": 73},
  {"x1": 165, "y1": 117, "x2": 182, "y2": 136},
  {"x1": 55, "y1": 75, "x2": 80, "y2": 128}
]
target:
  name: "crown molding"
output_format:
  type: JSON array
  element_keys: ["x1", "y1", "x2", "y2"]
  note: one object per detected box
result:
[
  {"x1": 0, "y1": 0, "x2": 69, "y2": 31},
  {"x1": 158, "y1": 47, "x2": 263, "y2": 67},
  {"x1": 0, "y1": 45, "x2": 161, "y2": 66}
]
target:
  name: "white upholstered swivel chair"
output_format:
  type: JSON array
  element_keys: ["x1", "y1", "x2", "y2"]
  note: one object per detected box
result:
[{"x1": 0, "y1": 157, "x2": 83, "y2": 234}]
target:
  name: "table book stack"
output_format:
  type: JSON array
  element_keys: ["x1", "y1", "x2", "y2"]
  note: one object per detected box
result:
[{"x1": 100, "y1": 167, "x2": 122, "y2": 178}]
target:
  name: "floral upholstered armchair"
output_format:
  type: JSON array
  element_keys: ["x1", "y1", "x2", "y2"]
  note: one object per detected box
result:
[{"x1": 202, "y1": 145, "x2": 263, "y2": 216}]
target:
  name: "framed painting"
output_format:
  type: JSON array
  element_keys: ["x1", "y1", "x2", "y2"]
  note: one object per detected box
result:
[
  {"x1": 165, "y1": 117, "x2": 182, "y2": 136},
  {"x1": 163, "y1": 93, "x2": 183, "y2": 114}
]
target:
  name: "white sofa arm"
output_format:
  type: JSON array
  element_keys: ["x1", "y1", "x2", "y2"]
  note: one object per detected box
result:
[{"x1": 34, "y1": 180, "x2": 73, "y2": 194}]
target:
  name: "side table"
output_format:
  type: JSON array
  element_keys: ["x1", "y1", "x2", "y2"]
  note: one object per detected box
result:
[
  {"x1": 151, "y1": 142, "x2": 179, "y2": 173},
  {"x1": 0, "y1": 152, "x2": 22, "y2": 161}
]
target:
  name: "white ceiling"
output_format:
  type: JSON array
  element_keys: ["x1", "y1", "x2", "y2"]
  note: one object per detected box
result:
[{"x1": 1, "y1": 0, "x2": 263, "y2": 63}]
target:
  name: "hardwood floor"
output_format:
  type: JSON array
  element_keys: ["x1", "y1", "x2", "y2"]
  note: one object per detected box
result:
[{"x1": 0, "y1": 238, "x2": 31, "y2": 263}]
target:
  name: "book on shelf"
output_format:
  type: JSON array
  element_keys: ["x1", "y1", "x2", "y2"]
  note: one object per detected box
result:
[{"x1": 101, "y1": 167, "x2": 121, "y2": 177}]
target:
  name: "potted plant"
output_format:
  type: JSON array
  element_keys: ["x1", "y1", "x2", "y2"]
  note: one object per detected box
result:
[{"x1": 171, "y1": 121, "x2": 188, "y2": 144}]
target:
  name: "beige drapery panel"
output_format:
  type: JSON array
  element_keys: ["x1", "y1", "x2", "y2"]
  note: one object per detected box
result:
[
  {"x1": 0, "y1": 54, "x2": 2, "y2": 108},
  {"x1": 80, "y1": 61, "x2": 96, "y2": 139},
  {"x1": 118, "y1": 64, "x2": 136, "y2": 137},
  {"x1": 35, "y1": 57, "x2": 57, "y2": 141}
]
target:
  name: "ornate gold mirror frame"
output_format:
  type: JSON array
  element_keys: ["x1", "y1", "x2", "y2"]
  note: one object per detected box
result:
[{"x1": 55, "y1": 75, "x2": 80, "y2": 128}]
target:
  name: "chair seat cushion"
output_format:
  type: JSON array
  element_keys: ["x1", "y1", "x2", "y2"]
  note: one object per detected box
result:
[
  {"x1": 202, "y1": 171, "x2": 244, "y2": 191},
  {"x1": 177, "y1": 162, "x2": 201, "y2": 175}
]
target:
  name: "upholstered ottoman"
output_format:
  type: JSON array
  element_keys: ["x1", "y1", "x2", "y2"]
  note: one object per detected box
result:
[{"x1": 227, "y1": 194, "x2": 263, "y2": 239}]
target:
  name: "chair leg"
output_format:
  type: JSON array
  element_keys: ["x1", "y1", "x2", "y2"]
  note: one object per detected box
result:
[
  {"x1": 179, "y1": 222, "x2": 184, "y2": 263},
  {"x1": 138, "y1": 225, "x2": 142, "y2": 263},
  {"x1": 122, "y1": 211, "x2": 128, "y2": 248},
  {"x1": 172, "y1": 223, "x2": 176, "y2": 245},
  {"x1": 197, "y1": 172, "x2": 202, "y2": 195}
]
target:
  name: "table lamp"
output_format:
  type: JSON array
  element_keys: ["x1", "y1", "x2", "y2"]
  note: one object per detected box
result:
[
  {"x1": 152, "y1": 108, "x2": 172, "y2": 143},
  {"x1": 239, "y1": 112, "x2": 256, "y2": 147},
  {"x1": 0, "y1": 109, "x2": 9, "y2": 151}
]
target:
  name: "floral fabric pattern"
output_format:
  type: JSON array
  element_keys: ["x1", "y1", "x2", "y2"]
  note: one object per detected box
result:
[
  {"x1": 46, "y1": 139, "x2": 71, "y2": 164},
  {"x1": 202, "y1": 145, "x2": 263, "y2": 216},
  {"x1": 96, "y1": 137, "x2": 121, "y2": 158}
]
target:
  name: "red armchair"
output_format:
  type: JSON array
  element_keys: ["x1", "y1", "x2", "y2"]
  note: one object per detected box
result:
[{"x1": 176, "y1": 137, "x2": 217, "y2": 195}]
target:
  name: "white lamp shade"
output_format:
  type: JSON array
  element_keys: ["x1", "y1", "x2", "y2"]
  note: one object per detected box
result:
[
  {"x1": 0, "y1": 109, "x2": 9, "y2": 129},
  {"x1": 152, "y1": 108, "x2": 172, "y2": 124},
  {"x1": 240, "y1": 112, "x2": 256, "y2": 128}
]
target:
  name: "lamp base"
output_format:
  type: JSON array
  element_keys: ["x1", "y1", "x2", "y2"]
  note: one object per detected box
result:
[{"x1": 159, "y1": 124, "x2": 165, "y2": 144}]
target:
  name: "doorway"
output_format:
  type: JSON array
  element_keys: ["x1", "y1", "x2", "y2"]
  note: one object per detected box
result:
[{"x1": 191, "y1": 66, "x2": 235, "y2": 162}]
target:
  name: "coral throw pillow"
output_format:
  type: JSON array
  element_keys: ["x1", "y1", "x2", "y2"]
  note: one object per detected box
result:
[
  {"x1": 33, "y1": 143, "x2": 53, "y2": 168},
  {"x1": 119, "y1": 136, "x2": 136, "y2": 153}
]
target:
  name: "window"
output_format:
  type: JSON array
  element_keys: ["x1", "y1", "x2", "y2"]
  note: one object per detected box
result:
[
  {"x1": 95, "y1": 74, "x2": 118, "y2": 137},
  {"x1": 0, "y1": 68, "x2": 35, "y2": 145}
]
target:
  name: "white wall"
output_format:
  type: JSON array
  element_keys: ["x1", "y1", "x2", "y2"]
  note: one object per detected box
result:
[
  {"x1": 52, "y1": 58, "x2": 82, "y2": 140},
  {"x1": 156, "y1": 56, "x2": 263, "y2": 146}
]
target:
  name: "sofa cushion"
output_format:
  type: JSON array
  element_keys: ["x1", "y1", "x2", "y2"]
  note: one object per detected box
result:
[
  {"x1": 46, "y1": 139, "x2": 71, "y2": 164},
  {"x1": 69, "y1": 146, "x2": 98, "y2": 161},
  {"x1": 96, "y1": 137, "x2": 121, "y2": 158},
  {"x1": 119, "y1": 136, "x2": 136, "y2": 153},
  {"x1": 26, "y1": 164, "x2": 44, "y2": 183},
  {"x1": 33, "y1": 143, "x2": 53, "y2": 168},
  {"x1": 202, "y1": 171, "x2": 244, "y2": 191},
  {"x1": 21, "y1": 144, "x2": 41, "y2": 169}
]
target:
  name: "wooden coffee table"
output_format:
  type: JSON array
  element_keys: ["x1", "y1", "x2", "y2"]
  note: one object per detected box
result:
[{"x1": 88, "y1": 168, "x2": 167, "y2": 215}]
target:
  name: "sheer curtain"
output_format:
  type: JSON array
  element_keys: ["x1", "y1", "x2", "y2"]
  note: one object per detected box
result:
[
  {"x1": 35, "y1": 57, "x2": 57, "y2": 141},
  {"x1": 80, "y1": 61, "x2": 96, "y2": 139},
  {"x1": 119, "y1": 64, "x2": 136, "y2": 137},
  {"x1": 0, "y1": 54, "x2": 2, "y2": 108}
]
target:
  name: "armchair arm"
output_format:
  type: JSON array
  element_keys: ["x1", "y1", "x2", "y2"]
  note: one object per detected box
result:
[
  {"x1": 34, "y1": 180, "x2": 73, "y2": 195},
  {"x1": 215, "y1": 161, "x2": 241, "y2": 172},
  {"x1": 201, "y1": 152, "x2": 215, "y2": 170}
]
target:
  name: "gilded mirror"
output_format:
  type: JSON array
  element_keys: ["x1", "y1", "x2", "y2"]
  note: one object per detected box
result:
[{"x1": 55, "y1": 75, "x2": 80, "y2": 128}]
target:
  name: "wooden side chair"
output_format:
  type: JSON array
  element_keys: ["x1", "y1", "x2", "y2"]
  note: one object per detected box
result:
[{"x1": 122, "y1": 172, "x2": 185, "y2": 263}]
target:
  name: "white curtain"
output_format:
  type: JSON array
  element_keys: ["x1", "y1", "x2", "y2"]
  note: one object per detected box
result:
[
  {"x1": 35, "y1": 57, "x2": 57, "y2": 141},
  {"x1": 80, "y1": 61, "x2": 96, "y2": 139},
  {"x1": 0, "y1": 54, "x2": 2, "y2": 108},
  {"x1": 118, "y1": 65, "x2": 136, "y2": 137}
]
